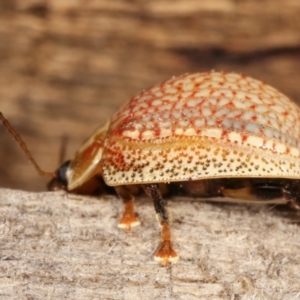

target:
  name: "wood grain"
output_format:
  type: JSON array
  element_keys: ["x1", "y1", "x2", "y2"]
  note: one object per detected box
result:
[{"x1": 0, "y1": 188, "x2": 299, "y2": 299}]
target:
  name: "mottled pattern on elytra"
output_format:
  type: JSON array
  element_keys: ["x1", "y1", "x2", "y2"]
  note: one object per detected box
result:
[{"x1": 100, "y1": 72, "x2": 300, "y2": 185}]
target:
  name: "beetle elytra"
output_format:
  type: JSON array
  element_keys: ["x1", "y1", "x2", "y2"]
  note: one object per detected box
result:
[{"x1": 2, "y1": 71, "x2": 300, "y2": 265}]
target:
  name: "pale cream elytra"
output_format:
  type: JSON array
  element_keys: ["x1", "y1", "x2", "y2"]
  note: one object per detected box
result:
[
  {"x1": 2, "y1": 71, "x2": 300, "y2": 265},
  {"x1": 100, "y1": 72, "x2": 300, "y2": 186}
]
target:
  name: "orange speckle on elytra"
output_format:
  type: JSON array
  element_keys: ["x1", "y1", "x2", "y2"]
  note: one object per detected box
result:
[{"x1": 242, "y1": 134, "x2": 248, "y2": 142}]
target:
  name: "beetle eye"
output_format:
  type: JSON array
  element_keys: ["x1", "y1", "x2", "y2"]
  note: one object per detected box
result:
[
  {"x1": 56, "y1": 160, "x2": 71, "y2": 186},
  {"x1": 47, "y1": 160, "x2": 71, "y2": 191}
]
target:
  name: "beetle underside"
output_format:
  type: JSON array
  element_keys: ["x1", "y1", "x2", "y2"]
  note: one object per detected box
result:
[
  {"x1": 58, "y1": 175, "x2": 300, "y2": 206},
  {"x1": 171, "y1": 178, "x2": 300, "y2": 206}
]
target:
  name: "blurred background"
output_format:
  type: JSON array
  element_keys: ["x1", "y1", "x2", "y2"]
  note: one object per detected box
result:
[{"x1": 0, "y1": 0, "x2": 300, "y2": 191}]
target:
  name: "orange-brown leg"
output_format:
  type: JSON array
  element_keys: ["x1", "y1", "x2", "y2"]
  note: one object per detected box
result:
[
  {"x1": 143, "y1": 184, "x2": 178, "y2": 265},
  {"x1": 115, "y1": 185, "x2": 141, "y2": 231},
  {"x1": 282, "y1": 184, "x2": 300, "y2": 210},
  {"x1": 221, "y1": 185, "x2": 257, "y2": 201}
]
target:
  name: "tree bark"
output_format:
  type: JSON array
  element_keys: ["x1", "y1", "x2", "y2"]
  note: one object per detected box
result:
[{"x1": 0, "y1": 188, "x2": 299, "y2": 299}]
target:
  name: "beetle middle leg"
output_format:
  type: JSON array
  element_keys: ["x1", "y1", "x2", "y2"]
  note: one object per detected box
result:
[
  {"x1": 143, "y1": 183, "x2": 178, "y2": 265},
  {"x1": 115, "y1": 185, "x2": 141, "y2": 231}
]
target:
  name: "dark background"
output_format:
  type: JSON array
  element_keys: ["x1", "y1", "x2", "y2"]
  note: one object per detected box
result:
[{"x1": 1, "y1": 0, "x2": 300, "y2": 191}]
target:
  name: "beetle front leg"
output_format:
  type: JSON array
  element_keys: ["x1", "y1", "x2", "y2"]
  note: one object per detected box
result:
[
  {"x1": 143, "y1": 184, "x2": 179, "y2": 265},
  {"x1": 115, "y1": 185, "x2": 141, "y2": 231}
]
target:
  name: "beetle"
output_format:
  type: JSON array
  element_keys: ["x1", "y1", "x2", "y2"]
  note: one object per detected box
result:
[{"x1": 2, "y1": 71, "x2": 300, "y2": 265}]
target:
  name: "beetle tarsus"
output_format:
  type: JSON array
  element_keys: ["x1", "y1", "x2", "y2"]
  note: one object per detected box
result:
[
  {"x1": 115, "y1": 185, "x2": 141, "y2": 230},
  {"x1": 143, "y1": 184, "x2": 179, "y2": 264},
  {"x1": 118, "y1": 199, "x2": 140, "y2": 231},
  {"x1": 153, "y1": 222, "x2": 179, "y2": 265}
]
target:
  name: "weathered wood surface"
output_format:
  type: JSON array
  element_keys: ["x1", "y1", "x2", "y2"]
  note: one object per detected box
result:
[
  {"x1": 0, "y1": 0, "x2": 300, "y2": 191},
  {"x1": 0, "y1": 188, "x2": 299, "y2": 299}
]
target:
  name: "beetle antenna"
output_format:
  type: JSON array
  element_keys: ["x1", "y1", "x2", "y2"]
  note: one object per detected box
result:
[{"x1": 0, "y1": 112, "x2": 55, "y2": 178}]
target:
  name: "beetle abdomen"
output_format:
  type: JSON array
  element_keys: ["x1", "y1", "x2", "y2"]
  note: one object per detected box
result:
[{"x1": 102, "y1": 72, "x2": 300, "y2": 185}]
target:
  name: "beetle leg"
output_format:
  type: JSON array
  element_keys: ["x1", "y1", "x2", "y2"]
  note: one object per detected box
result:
[
  {"x1": 143, "y1": 184, "x2": 178, "y2": 265},
  {"x1": 115, "y1": 185, "x2": 141, "y2": 231},
  {"x1": 282, "y1": 183, "x2": 300, "y2": 210},
  {"x1": 220, "y1": 185, "x2": 257, "y2": 201}
]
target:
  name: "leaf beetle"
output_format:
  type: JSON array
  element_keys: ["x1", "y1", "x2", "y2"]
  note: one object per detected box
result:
[{"x1": 2, "y1": 71, "x2": 300, "y2": 265}]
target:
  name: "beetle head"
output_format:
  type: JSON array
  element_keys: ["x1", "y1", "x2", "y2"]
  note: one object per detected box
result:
[{"x1": 47, "y1": 160, "x2": 71, "y2": 191}]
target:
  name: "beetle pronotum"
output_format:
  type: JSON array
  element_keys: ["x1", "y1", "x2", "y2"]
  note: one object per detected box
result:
[{"x1": 2, "y1": 71, "x2": 300, "y2": 265}]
